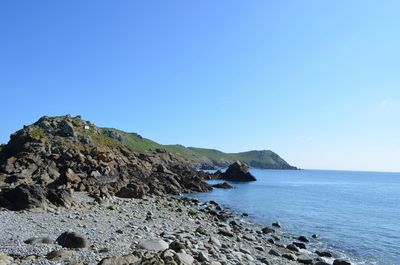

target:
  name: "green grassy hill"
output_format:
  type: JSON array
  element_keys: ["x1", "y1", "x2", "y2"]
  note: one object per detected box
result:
[{"x1": 102, "y1": 128, "x2": 296, "y2": 169}]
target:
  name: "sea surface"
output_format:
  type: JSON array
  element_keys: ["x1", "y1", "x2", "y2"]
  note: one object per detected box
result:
[{"x1": 186, "y1": 169, "x2": 400, "y2": 265}]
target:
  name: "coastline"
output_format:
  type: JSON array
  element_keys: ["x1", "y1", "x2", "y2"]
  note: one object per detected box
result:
[{"x1": 0, "y1": 192, "x2": 334, "y2": 265}]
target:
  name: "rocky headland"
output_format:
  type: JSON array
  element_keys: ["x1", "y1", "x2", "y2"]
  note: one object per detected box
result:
[{"x1": 0, "y1": 115, "x2": 350, "y2": 265}]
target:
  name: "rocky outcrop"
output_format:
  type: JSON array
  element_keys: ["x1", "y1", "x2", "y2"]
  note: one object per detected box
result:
[
  {"x1": 0, "y1": 115, "x2": 212, "y2": 210},
  {"x1": 219, "y1": 162, "x2": 257, "y2": 182},
  {"x1": 212, "y1": 181, "x2": 234, "y2": 189}
]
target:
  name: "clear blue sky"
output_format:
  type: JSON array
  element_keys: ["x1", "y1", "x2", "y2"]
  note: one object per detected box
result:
[{"x1": 1, "y1": 1, "x2": 399, "y2": 172}]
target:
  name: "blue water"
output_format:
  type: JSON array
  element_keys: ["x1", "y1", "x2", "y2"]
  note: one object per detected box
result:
[{"x1": 187, "y1": 169, "x2": 400, "y2": 265}]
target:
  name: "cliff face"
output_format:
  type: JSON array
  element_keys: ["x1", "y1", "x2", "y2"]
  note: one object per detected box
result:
[{"x1": 0, "y1": 115, "x2": 211, "y2": 210}]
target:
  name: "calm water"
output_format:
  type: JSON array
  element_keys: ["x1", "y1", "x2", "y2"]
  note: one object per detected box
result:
[{"x1": 187, "y1": 169, "x2": 400, "y2": 265}]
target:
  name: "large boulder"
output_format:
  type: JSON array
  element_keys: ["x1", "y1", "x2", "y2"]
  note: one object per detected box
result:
[
  {"x1": 0, "y1": 184, "x2": 47, "y2": 210},
  {"x1": 333, "y1": 260, "x2": 352, "y2": 265},
  {"x1": 115, "y1": 183, "x2": 150, "y2": 199},
  {"x1": 220, "y1": 162, "x2": 256, "y2": 182},
  {"x1": 56, "y1": 231, "x2": 87, "y2": 248},
  {"x1": 46, "y1": 189, "x2": 73, "y2": 208}
]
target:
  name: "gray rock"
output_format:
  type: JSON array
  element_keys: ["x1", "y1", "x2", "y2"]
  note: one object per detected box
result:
[
  {"x1": 297, "y1": 254, "x2": 313, "y2": 264},
  {"x1": 218, "y1": 228, "x2": 234, "y2": 237},
  {"x1": 268, "y1": 249, "x2": 280, "y2": 256},
  {"x1": 176, "y1": 252, "x2": 194, "y2": 265},
  {"x1": 282, "y1": 253, "x2": 297, "y2": 261},
  {"x1": 239, "y1": 247, "x2": 251, "y2": 255},
  {"x1": 272, "y1": 221, "x2": 282, "y2": 228},
  {"x1": 24, "y1": 236, "x2": 52, "y2": 244},
  {"x1": 138, "y1": 239, "x2": 169, "y2": 251},
  {"x1": 197, "y1": 251, "x2": 210, "y2": 262},
  {"x1": 209, "y1": 236, "x2": 222, "y2": 247},
  {"x1": 46, "y1": 249, "x2": 74, "y2": 260},
  {"x1": 255, "y1": 245, "x2": 265, "y2": 251},
  {"x1": 286, "y1": 244, "x2": 300, "y2": 252}
]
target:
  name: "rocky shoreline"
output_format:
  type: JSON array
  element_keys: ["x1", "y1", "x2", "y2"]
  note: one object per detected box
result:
[
  {"x1": 0, "y1": 191, "x2": 350, "y2": 265},
  {"x1": 0, "y1": 116, "x2": 352, "y2": 265}
]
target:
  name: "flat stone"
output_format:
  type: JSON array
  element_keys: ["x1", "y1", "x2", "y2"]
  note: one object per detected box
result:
[
  {"x1": 0, "y1": 253, "x2": 13, "y2": 265},
  {"x1": 46, "y1": 250, "x2": 74, "y2": 260},
  {"x1": 297, "y1": 254, "x2": 313, "y2": 264},
  {"x1": 239, "y1": 247, "x2": 251, "y2": 255},
  {"x1": 209, "y1": 236, "x2": 222, "y2": 247},
  {"x1": 138, "y1": 239, "x2": 169, "y2": 251},
  {"x1": 98, "y1": 254, "x2": 140, "y2": 265},
  {"x1": 176, "y1": 252, "x2": 194, "y2": 265}
]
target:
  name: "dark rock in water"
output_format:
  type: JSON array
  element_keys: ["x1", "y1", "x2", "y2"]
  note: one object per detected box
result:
[
  {"x1": 261, "y1": 227, "x2": 275, "y2": 234},
  {"x1": 220, "y1": 161, "x2": 257, "y2": 182},
  {"x1": 212, "y1": 182, "x2": 234, "y2": 189},
  {"x1": 272, "y1": 221, "x2": 282, "y2": 228},
  {"x1": 209, "y1": 200, "x2": 219, "y2": 206},
  {"x1": 293, "y1": 242, "x2": 307, "y2": 249},
  {"x1": 298, "y1": 235, "x2": 310, "y2": 243},
  {"x1": 315, "y1": 250, "x2": 333, "y2": 257},
  {"x1": 312, "y1": 234, "x2": 319, "y2": 238},
  {"x1": 314, "y1": 262, "x2": 330, "y2": 265},
  {"x1": 286, "y1": 244, "x2": 300, "y2": 252},
  {"x1": 56, "y1": 231, "x2": 87, "y2": 248},
  {"x1": 1, "y1": 184, "x2": 47, "y2": 210},
  {"x1": 333, "y1": 259, "x2": 352, "y2": 265},
  {"x1": 297, "y1": 254, "x2": 313, "y2": 264},
  {"x1": 267, "y1": 238, "x2": 274, "y2": 244}
]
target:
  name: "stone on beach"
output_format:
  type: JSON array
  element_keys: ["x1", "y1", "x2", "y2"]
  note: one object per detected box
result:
[
  {"x1": 138, "y1": 239, "x2": 169, "y2": 251},
  {"x1": 56, "y1": 231, "x2": 87, "y2": 248}
]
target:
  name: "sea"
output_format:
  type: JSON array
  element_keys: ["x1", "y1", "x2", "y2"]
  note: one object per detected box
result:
[{"x1": 186, "y1": 169, "x2": 400, "y2": 265}]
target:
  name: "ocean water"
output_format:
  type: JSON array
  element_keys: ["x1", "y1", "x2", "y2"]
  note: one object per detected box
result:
[{"x1": 186, "y1": 169, "x2": 400, "y2": 265}]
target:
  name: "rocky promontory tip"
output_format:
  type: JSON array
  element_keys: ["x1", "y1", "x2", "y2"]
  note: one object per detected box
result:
[
  {"x1": 219, "y1": 161, "x2": 257, "y2": 182},
  {"x1": 0, "y1": 115, "x2": 212, "y2": 210}
]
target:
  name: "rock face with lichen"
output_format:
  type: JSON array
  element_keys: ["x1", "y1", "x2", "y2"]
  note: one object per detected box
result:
[{"x1": 0, "y1": 115, "x2": 212, "y2": 210}]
